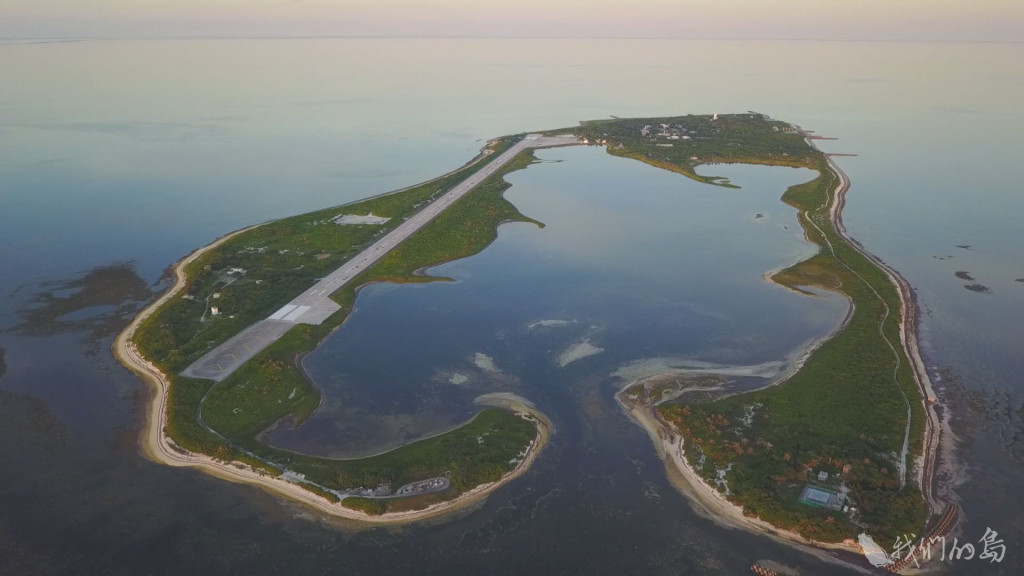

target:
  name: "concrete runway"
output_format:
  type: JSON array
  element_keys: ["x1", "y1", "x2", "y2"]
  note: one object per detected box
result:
[{"x1": 182, "y1": 134, "x2": 576, "y2": 381}]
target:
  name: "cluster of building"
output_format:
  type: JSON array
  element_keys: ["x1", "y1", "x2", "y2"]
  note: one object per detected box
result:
[
  {"x1": 394, "y1": 476, "x2": 449, "y2": 496},
  {"x1": 798, "y1": 484, "x2": 847, "y2": 511},
  {"x1": 798, "y1": 467, "x2": 856, "y2": 514},
  {"x1": 343, "y1": 482, "x2": 393, "y2": 498},
  {"x1": 507, "y1": 438, "x2": 536, "y2": 467},
  {"x1": 338, "y1": 476, "x2": 450, "y2": 500},
  {"x1": 577, "y1": 136, "x2": 624, "y2": 150},
  {"x1": 640, "y1": 123, "x2": 695, "y2": 141}
]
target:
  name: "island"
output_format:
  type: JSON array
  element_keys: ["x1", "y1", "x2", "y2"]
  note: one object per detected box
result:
[{"x1": 115, "y1": 114, "x2": 949, "y2": 552}]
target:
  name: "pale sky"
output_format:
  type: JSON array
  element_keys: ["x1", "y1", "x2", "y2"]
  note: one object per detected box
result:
[{"x1": 2, "y1": 0, "x2": 1022, "y2": 41}]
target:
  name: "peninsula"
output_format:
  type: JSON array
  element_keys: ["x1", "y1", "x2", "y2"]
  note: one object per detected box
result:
[{"x1": 116, "y1": 114, "x2": 948, "y2": 546}]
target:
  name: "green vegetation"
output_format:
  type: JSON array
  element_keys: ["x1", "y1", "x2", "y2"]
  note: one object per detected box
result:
[
  {"x1": 281, "y1": 408, "x2": 535, "y2": 491},
  {"x1": 349, "y1": 148, "x2": 542, "y2": 284},
  {"x1": 132, "y1": 134, "x2": 543, "y2": 510},
  {"x1": 194, "y1": 141, "x2": 543, "y2": 453},
  {"x1": 341, "y1": 497, "x2": 387, "y2": 515},
  {"x1": 339, "y1": 492, "x2": 459, "y2": 516},
  {"x1": 583, "y1": 114, "x2": 927, "y2": 543},
  {"x1": 200, "y1": 314, "x2": 344, "y2": 441},
  {"x1": 284, "y1": 408, "x2": 534, "y2": 514},
  {"x1": 563, "y1": 113, "x2": 812, "y2": 187},
  {"x1": 135, "y1": 137, "x2": 518, "y2": 375}
]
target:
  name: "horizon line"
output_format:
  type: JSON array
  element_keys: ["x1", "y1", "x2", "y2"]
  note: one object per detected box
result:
[{"x1": 2, "y1": 34, "x2": 1022, "y2": 45}]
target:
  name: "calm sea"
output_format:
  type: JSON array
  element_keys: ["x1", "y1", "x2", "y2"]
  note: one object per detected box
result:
[{"x1": 1, "y1": 39, "x2": 1022, "y2": 575}]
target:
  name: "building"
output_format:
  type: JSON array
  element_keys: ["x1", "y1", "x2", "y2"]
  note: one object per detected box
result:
[
  {"x1": 210, "y1": 306, "x2": 220, "y2": 316},
  {"x1": 798, "y1": 484, "x2": 845, "y2": 510},
  {"x1": 817, "y1": 470, "x2": 829, "y2": 482}
]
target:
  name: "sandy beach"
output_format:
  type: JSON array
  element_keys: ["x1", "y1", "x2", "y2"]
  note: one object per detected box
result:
[
  {"x1": 113, "y1": 229, "x2": 549, "y2": 526},
  {"x1": 617, "y1": 390, "x2": 875, "y2": 574}
]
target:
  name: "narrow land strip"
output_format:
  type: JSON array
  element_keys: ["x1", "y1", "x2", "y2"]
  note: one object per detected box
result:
[{"x1": 820, "y1": 151, "x2": 948, "y2": 516}]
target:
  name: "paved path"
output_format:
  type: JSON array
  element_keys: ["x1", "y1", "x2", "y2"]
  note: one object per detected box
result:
[{"x1": 183, "y1": 134, "x2": 576, "y2": 381}]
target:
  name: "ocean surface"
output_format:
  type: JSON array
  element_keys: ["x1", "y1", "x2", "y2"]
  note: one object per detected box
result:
[{"x1": 1, "y1": 39, "x2": 1022, "y2": 575}]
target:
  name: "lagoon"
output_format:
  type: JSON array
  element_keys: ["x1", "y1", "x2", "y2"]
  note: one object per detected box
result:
[{"x1": 268, "y1": 148, "x2": 847, "y2": 458}]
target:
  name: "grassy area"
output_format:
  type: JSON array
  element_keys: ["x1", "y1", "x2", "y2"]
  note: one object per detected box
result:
[
  {"x1": 341, "y1": 497, "x2": 387, "y2": 515},
  {"x1": 577, "y1": 114, "x2": 927, "y2": 543},
  {"x1": 134, "y1": 136, "x2": 517, "y2": 375},
  {"x1": 281, "y1": 408, "x2": 536, "y2": 498},
  {"x1": 341, "y1": 490, "x2": 459, "y2": 516},
  {"x1": 133, "y1": 134, "x2": 543, "y2": 506},
  {"x1": 558, "y1": 113, "x2": 812, "y2": 187},
  {"x1": 198, "y1": 145, "x2": 542, "y2": 448}
]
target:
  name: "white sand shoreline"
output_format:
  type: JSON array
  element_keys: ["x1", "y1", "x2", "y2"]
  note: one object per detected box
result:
[{"x1": 617, "y1": 390, "x2": 874, "y2": 573}]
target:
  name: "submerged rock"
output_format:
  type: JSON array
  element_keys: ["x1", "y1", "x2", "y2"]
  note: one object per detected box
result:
[{"x1": 955, "y1": 271, "x2": 974, "y2": 281}]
